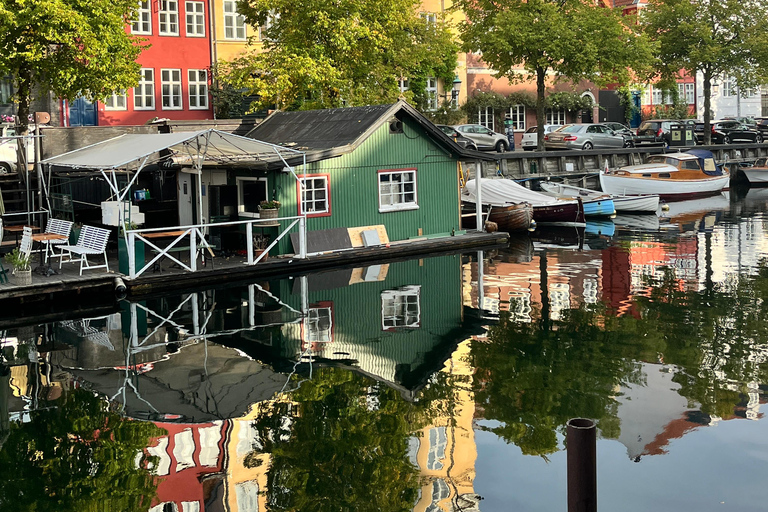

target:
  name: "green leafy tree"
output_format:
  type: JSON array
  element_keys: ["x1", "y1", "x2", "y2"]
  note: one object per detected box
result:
[
  {"x1": 226, "y1": 0, "x2": 458, "y2": 111},
  {"x1": 642, "y1": 0, "x2": 768, "y2": 144},
  {"x1": 0, "y1": 387, "x2": 164, "y2": 512},
  {"x1": 0, "y1": 0, "x2": 146, "y2": 135},
  {"x1": 455, "y1": 0, "x2": 654, "y2": 149},
  {"x1": 248, "y1": 368, "x2": 435, "y2": 512}
]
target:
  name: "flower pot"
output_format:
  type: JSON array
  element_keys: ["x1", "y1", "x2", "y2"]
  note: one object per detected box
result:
[
  {"x1": 254, "y1": 249, "x2": 269, "y2": 262},
  {"x1": 259, "y1": 208, "x2": 279, "y2": 220},
  {"x1": 14, "y1": 268, "x2": 32, "y2": 286}
]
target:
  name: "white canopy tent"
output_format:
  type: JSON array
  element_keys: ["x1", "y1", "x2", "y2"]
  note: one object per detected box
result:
[{"x1": 42, "y1": 129, "x2": 309, "y2": 276}]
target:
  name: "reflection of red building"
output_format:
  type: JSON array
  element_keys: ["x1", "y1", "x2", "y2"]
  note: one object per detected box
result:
[{"x1": 147, "y1": 421, "x2": 230, "y2": 511}]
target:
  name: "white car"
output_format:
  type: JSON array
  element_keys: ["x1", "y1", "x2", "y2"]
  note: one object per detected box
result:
[
  {"x1": 0, "y1": 123, "x2": 36, "y2": 173},
  {"x1": 521, "y1": 125, "x2": 562, "y2": 151}
]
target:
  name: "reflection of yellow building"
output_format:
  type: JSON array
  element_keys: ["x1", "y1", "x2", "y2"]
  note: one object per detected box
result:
[
  {"x1": 225, "y1": 405, "x2": 271, "y2": 512},
  {"x1": 412, "y1": 339, "x2": 480, "y2": 512}
]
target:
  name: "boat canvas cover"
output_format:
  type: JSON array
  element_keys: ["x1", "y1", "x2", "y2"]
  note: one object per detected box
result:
[
  {"x1": 42, "y1": 129, "x2": 302, "y2": 170},
  {"x1": 462, "y1": 179, "x2": 566, "y2": 207},
  {"x1": 686, "y1": 149, "x2": 725, "y2": 176}
]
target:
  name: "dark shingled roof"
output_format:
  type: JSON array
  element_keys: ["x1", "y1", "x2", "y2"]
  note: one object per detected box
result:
[{"x1": 245, "y1": 100, "x2": 493, "y2": 164}]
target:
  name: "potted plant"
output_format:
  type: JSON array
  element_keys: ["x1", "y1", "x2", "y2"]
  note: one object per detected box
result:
[
  {"x1": 253, "y1": 234, "x2": 270, "y2": 261},
  {"x1": 5, "y1": 248, "x2": 32, "y2": 285},
  {"x1": 259, "y1": 200, "x2": 280, "y2": 219}
]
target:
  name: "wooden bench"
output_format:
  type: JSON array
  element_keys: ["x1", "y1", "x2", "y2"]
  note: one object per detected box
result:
[{"x1": 57, "y1": 225, "x2": 111, "y2": 275}]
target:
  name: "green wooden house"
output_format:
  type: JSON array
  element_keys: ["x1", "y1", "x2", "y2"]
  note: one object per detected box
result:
[{"x1": 241, "y1": 101, "x2": 485, "y2": 255}]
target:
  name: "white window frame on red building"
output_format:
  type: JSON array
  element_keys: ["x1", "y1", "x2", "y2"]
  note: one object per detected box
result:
[
  {"x1": 159, "y1": 0, "x2": 180, "y2": 36},
  {"x1": 508, "y1": 104, "x2": 525, "y2": 131},
  {"x1": 188, "y1": 69, "x2": 209, "y2": 109},
  {"x1": 134, "y1": 68, "x2": 155, "y2": 110},
  {"x1": 132, "y1": 0, "x2": 152, "y2": 35},
  {"x1": 185, "y1": 1, "x2": 205, "y2": 37},
  {"x1": 105, "y1": 91, "x2": 127, "y2": 111},
  {"x1": 161, "y1": 69, "x2": 183, "y2": 110},
  {"x1": 546, "y1": 109, "x2": 566, "y2": 125}
]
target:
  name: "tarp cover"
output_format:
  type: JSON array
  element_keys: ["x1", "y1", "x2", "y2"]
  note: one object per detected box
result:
[
  {"x1": 42, "y1": 129, "x2": 303, "y2": 170},
  {"x1": 462, "y1": 178, "x2": 564, "y2": 207}
]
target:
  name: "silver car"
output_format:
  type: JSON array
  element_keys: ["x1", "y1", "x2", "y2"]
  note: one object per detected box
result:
[
  {"x1": 453, "y1": 124, "x2": 509, "y2": 152},
  {"x1": 521, "y1": 125, "x2": 562, "y2": 151},
  {"x1": 543, "y1": 123, "x2": 626, "y2": 150}
]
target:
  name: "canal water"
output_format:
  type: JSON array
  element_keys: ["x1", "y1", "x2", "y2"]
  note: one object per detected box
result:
[{"x1": 2, "y1": 187, "x2": 768, "y2": 511}]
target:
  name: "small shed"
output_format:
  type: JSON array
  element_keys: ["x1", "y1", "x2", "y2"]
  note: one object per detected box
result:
[{"x1": 242, "y1": 101, "x2": 485, "y2": 255}]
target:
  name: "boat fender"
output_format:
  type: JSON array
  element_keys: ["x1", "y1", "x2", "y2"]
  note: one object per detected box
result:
[
  {"x1": 114, "y1": 277, "x2": 127, "y2": 298},
  {"x1": 484, "y1": 221, "x2": 498, "y2": 233},
  {"x1": 661, "y1": 203, "x2": 670, "y2": 211}
]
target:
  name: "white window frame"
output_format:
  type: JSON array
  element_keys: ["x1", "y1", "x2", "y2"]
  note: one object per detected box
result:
[
  {"x1": 398, "y1": 78, "x2": 409, "y2": 93},
  {"x1": 509, "y1": 104, "x2": 525, "y2": 131},
  {"x1": 306, "y1": 306, "x2": 333, "y2": 343},
  {"x1": 188, "y1": 69, "x2": 208, "y2": 109},
  {"x1": 298, "y1": 175, "x2": 330, "y2": 216},
  {"x1": 185, "y1": 1, "x2": 205, "y2": 37},
  {"x1": 641, "y1": 86, "x2": 650, "y2": 106},
  {"x1": 426, "y1": 426, "x2": 447, "y2": 470},
  {"x1": 546, "y1": 109, "x2": 566, "y2": 125},
  {"x1": 132, "y1": 0, "x2": 152, "y2": 35},
  {"x1": 134, "y1": 68, "x2": 155, "y2": 110},
  {"x1": 236, "y1": 177, "x2": 267, "y2": 215},
  {"x1": 685, "y1": 83, "x2": 695, "y2": 104},
  {"x1": 161, "y1": 68, "x2": 182, "y2": 110},
  {"x1": 378, "y1": 168, "x2": 418, "y2": 213},
  {"x1": 663, "y1": 90, "x2": 674, "y2": 105},
  {"x1": 478, "y1": 106, "x2": 494, "y2": 130},
  {"x1": 420, "y1": 12, "x2": 437, "y2": 25},
  {"x1": 159, "y1": 0, "x2": 179, "y2": 36},
  {"x1": 722, "y1": 78, "x2": 735, "y2": 97},
  {"x1": 651, "y1": 86, "x2": 662, "y2": 105},
  {"x1": 104, "y1": 91, "x2": 127, "y2": 111},
  {"x1": 224, "y1": 0, "x2": 247, "y2": 40},
  {"x1": 426, "y1": 77, "x2": 438, "y2": 110},
  {"x1": 381, "y1": 285, "x2": 421, "y2": 330}
]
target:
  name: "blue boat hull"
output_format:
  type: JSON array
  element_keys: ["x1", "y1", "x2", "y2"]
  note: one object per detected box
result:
[{"x1": 582, "y1": 198, "x2": 616, "y2": 217}]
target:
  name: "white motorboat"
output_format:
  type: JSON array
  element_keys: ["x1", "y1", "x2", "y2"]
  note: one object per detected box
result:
[
  {"x1": 539, "y1": 182, "x2": 660, "y2": 213},
  {"x1": 740, "y1": 157, "x2": 768, "y2": 185},
  {"x1": 600, "y1": 150, "x2": 729, "y2": 200}
]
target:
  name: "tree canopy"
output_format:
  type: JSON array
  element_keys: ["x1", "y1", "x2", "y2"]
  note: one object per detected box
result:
[
  {"x1": 0, "y1": 0, "x2": 146, "y2": 133},
  {"x1": 223, "y1": 0, "x2": 458, "y2": 112},
  {"x1": 642, "y1": 0, "x2": 768, "y2": 144},
  {"x1": 455, "y1": 0, "x2": 653, "y2": 149}
]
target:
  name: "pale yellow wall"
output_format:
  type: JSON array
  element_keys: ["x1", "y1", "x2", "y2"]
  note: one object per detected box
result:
[{"x1": 210, "y1": 0, "x2": 264, "y2": 64}]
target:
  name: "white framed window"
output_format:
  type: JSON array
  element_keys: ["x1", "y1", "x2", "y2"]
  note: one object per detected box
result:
[
  {"x1": 426, "y1": 426, "x2": 447, "y2": 470},
  {"x1": 134, "y1": 68, "x2": 155, "y2": 110},
  {"x1": 381, "y1": 285, "x2": 421, "y2": 330},
  {"x1": 546, "y1": 109, "x2": 566, "y2": 125},
  {"x1": 641, "y1": 86, "x2": 650, "y2": 106},
  {"x1": 306, "y1": 306, "x2": 333, "y2": 343},
  {"x1": 224, "y1": 0, "x2": 247, "y2": 40},
  {"x1": 188, "y1": 69, "x2": 208, "y2": 109},
  {"x1": 185, "y1": 1, "x2": 205, "y2": 37},
  {"x1": 478, "y1": 106, "x2": 494, "y2": 130},
  {"x1": 722, "y1": 78, "x2": 735, "y2": 97},
  {"x1": 236, "y1": 177, "x2": 267, "y2": 214},
  {"x1": 159, "y1": 0, "x2": 179, "y2": 36},
  {"x1": 104, "y1": 91, "x2": 127, "y2": 111},
  {"x1": 679, "y1": 83, "x2": 695, "y2": 104},
  {"x1": 651, "y1": 86, "x2": 662, "y2": 105},
  {"x1": 132, "y1": 1, "x2": 152, "y2": 34},
  {"x1": 431, "y1": 479, "x2": 450, "y2": 505},
  {"x1": 420, "y1": 12, "x2": 437, "y2": 25},
  {"x1": 298, "y1": 175, "x2": 330, "y2": 216},
  {"x1": 426, "y1": 77, "x2": 438, "y2": 110},
  {"x1": 398, "y1": 78, "x2": 409, "y2": 93},
  {"x1": 161, "y1": 69, "x2": 182, "y2": 109},
  {"x1": 509, "y1": 104, "x2": 525, "y2": 131},
  {"x1": 257, "y1": 12, "x2": 278, "y2": 41},
  {"x1": 378, "y1": 169, "x2": 417, "y2": 212},
  {"x1": 663, "y1": 90, "x2": 674, "y2": 105}
]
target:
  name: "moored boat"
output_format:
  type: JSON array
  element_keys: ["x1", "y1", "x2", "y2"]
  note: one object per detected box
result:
[
  {"x1": 599, "y1": 150, "x2": 729, "y2": 200},
  {"x1": 461, "y1": 201, "x2": 535, "y2": 232},
  {"x1": 462, "y1": 179, "x2": 585, "y2": 226},
  {"x1": 740, "y1": 157, "x2": 768, "y2": 185},
  {"x1": 539, "y1": 182, "x2": 616, "y2": 217},
  {"x1": 540, "y1": 181, "x2": 660, "y2": 213}
]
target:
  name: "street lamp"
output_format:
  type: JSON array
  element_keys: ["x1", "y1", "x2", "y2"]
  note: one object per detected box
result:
[{"x1": 451, "y1": 76, "x2": 462, "y2": 105}]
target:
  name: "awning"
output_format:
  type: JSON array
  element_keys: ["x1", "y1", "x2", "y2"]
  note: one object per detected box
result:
[{"x1": 42, "y1": 129, "x2": 304, "y2": 170}]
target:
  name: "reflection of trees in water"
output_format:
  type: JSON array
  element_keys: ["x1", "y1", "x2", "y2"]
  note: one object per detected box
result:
[
  {"x1": 0, "y1": 388, "x2": 164, "y2": 512},
  {"x1": 248, "y1": 368, "x2": 436, "y2": 512},
  {"x1": 474, "y1": 266, "x2": 768, "y2": 456}
]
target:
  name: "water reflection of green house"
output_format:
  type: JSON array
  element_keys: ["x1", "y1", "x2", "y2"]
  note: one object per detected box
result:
[{"x1": 272, "y1": 254, "x2": 470, "y2": 399}]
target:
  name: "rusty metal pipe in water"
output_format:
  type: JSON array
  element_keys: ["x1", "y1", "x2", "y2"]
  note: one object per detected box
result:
[{"x1": 567, "y1": 417, "x2": 597, "y2": 512}]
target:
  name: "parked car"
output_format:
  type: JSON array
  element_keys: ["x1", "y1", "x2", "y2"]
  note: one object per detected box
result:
[
  {"x1": 722, "y1": 116, "x2": 757, "y2": 129},
  {"x1": 693, "y1": 120, "x2": 764, "y2": 144},
  {"x1": 437, "y1": 124, "x2": 477, "y2": 150},
  {"x1": 520, "y1": 125, "x2": 561, "y2": 151},
  {"x1": 543, "y1": 123, "x2": 627, "y2": 150},
  {"x1": 634, "y1": 119, "x2": 695, "y2": 147},
  {"x1": 453, "y1": 124, "x2": 509, "y2": 152},
  {"x1": 600, "y1": 122, "x2": 636, "y2": 147},
  {"x1": 0, "y1": 123, "x2": 36, "y2": 173},
  {"x1": 754, "y1": 117, "x2": 768, "y2": 137}
]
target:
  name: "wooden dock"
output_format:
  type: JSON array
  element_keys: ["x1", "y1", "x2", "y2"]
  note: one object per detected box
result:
[{"x1": 0, "y1": 231, "x2": 508, "y2": 321}]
